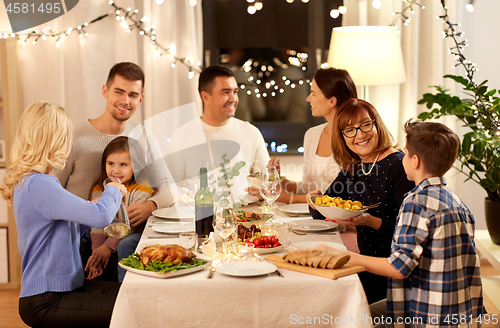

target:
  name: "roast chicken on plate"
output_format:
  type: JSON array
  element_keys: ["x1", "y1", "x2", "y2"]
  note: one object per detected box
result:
[{"x1": 140, "y1": 244, "x2": 195, "y2": 266}]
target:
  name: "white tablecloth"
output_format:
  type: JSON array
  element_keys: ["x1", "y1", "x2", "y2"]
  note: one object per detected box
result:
[{"x1": 110, "y1": 204, "x2": 372, "y2": 328}]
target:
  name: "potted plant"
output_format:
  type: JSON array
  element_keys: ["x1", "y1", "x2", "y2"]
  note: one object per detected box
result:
[
  {"x1": 415, "y1": 1, "x2": 500, "y2": 243},
  {"x1": 418, "y1": 77, "x2": 500, "y2": 244}
]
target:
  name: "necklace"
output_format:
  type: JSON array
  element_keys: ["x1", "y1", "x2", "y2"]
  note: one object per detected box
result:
[{"x1": 361, "y1": 152, "x2": 380, "y2": 175}]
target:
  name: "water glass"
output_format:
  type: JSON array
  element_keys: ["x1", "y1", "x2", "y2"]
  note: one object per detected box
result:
[
  {"x1": 213, "y1": 204, "x2": 237, "y2": 255},
  {"x1": 179, "y1": 232, "x2": 198, "y2": 252},
  {"x1": 272, "y1": 223, "x2": 291, "y2": 249},
  {"x1": 187, "y1": 182, "x2": 198, "y2": 215}
]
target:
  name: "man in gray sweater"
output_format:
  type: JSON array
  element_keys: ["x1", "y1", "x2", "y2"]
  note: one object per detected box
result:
[
  {"x1": 56, "y1": 63, "x2": 176, "y2": 280},
  {"x1": 57, "y1": 62, "x2": 175, "y2": 223}
]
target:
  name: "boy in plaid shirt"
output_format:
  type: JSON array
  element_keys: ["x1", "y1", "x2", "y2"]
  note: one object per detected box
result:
[{"x1": 319, "y1": 120, "x2": 484, "y2": 327}]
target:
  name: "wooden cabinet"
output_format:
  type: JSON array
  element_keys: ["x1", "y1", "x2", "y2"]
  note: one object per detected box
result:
[{"x1": 0, "y1": 38, "x2": 24, "y2": 289}]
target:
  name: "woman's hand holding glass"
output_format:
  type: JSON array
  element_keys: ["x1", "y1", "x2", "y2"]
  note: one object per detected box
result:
[{"x1": 103, "y1": 177, "x2": 130, "y2": 238}]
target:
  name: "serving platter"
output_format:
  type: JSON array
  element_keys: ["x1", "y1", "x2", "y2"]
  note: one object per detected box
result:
[
  {"x1": 292, "y1": 241, "x2": 346, "y2": 251},
  {"x1": 218, "y1": 261, "x2": 277, "y2": 277},
  {"x1": 119, "y1": 257, "x2": 211, "y2": 279},
  {"x1": 288, "y1": 219, "x2": 338, "y2": 232}
]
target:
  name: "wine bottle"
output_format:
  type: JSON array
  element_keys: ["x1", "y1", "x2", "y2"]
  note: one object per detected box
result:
[{"x1": 195, "y1": 167, "x2": 214, "y2": 238}]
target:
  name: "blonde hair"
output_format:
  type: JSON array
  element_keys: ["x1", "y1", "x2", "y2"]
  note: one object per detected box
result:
[{"x1": 0, "y1": 101, "x2": 72, "y2": 205}]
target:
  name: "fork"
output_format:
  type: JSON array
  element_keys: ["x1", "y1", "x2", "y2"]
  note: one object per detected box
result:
[{"x1": 207, "y1": 263, "x2": 216, "y2": 278}]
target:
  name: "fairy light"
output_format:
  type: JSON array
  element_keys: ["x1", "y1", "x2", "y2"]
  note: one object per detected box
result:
[
  {"x1": 372, "y1": 0, "x2": 382, "y2": 9},
  {"x1": 12, "y1": 1, "x2": 200, "y2": 76},
  {"x1": 401, "y1": 0, "x2": 499, "y2": 135},
  {"x1": 330, "y1": 9, "x2": 340, "y2": 19}
]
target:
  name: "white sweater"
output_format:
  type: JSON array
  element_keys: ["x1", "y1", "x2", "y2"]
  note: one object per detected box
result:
[{"x1": 166, "y1": 117, "x2": 270, "y2": 201}]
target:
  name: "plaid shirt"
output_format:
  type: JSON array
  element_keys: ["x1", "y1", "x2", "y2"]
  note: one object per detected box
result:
[{"x1": 386, "y1": 177, "x2": 483, "y2": 328}]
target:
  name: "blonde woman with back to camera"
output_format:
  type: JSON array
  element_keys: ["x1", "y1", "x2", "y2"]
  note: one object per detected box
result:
[{"x1": 0, "y1": 101, "x2": 127, "y2": 328}]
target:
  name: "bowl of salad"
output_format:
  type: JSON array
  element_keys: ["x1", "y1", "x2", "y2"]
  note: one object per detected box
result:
[{"x1": 234, "y1": 210, "x2": 273, "y2": 228}]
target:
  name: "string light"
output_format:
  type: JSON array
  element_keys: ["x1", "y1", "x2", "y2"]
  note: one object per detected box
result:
[
  {"x1": 330, "y1": 9, "x2": 340, "y2": 19},
  {"x1": 11, "y1": 1, "x2": 200, "y2": 77},
  {"x1": 400, "y1": 0, "x2": 499, "y2": 135},
  {"x1": 372, "y1": 0, "x2": 382, "y2": 10},
  {"x1": 391, "y1": 1, "x2": 425, "y2": 26}
]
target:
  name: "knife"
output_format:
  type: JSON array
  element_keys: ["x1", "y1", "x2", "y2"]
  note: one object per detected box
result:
[{"x1": 147, "y1": 235, "x2": 178, "y2": 239}]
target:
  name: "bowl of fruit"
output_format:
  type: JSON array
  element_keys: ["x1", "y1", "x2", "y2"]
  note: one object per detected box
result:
[
  {"x1": 235, "y1": 210, "x2": 273, "y2": 228},
  {"x1": 237, "y1": 224, "x2": 283, "y2": 254},
  {"x1": 310, "y1": 195, "x2": 372, "y2": 220}
]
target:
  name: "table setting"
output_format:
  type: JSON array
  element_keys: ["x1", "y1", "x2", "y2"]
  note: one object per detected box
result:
[{"x1": 110, "y1": 194, "x2": 372, "y2": 328}]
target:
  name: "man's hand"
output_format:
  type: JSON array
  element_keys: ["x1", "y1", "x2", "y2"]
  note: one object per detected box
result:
[{"x1": 127, "y1": 201, "x2": 157, "y2": 227}]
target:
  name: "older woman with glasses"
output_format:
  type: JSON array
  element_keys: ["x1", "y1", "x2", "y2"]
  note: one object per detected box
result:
[{"x1": 307, "y1": 98, "x2": 414, "y2": 304}]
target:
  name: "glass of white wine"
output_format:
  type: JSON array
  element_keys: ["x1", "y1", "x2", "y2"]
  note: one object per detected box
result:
[{"x1": 103, "y1": 177, "x2": 131, "y2": 239}]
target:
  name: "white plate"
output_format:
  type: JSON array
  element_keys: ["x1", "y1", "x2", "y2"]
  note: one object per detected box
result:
[
  {"x1": 292, "y1": 241, "x2": 346, "y2": 251},
  {"x1": 151, "y1": 222, "x2": 195, "y2": 234},
  {"x1": 240, "y1": 193, "x2": 259, "y2": 205},
  {"x1": 218, "y1": 261, "x2": 277, "y2": 277},
  {"x1": 253, "y1": 245, "x2": 284, "y2": 254},
  {"x1": 119, "y1": 257, "x2": 211, "y2": 279},
  {"x1": 280, "y1": 204, "x2": 310, "y2": 215},
  {"x1": 153, "y1": 205, "x2": 193, "y2": 220},
  {"x1": 288, "y1": 219, "x2": 338, "y2": 232}
]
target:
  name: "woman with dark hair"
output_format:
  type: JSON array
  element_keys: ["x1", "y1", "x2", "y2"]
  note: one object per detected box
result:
[
  {"x1": 307, "y1": 99, "x2": 415, "y2": 304},
  {"x1": 253, "y1": 68, "x2": 358, "y2": 204}
]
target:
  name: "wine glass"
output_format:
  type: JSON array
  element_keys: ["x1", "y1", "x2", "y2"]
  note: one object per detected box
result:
[
  {"x1": 212, "y1": 204, "x2": 237, "y2": 256},
  {"x1": 259, "y1": 167, "x2": 282, "y2": 217},
  {"x1": 103, "y1": 177, "x2": 131, "y2": 239},
  {"x1": 187, "y1": 182, "x2": 198, "y2": 215}
]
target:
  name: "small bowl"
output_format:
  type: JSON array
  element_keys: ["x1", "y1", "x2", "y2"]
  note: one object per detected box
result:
[
  {"x1": 310, "y1": 195, "x2": 368, "y2": 220},
  {"x1": 237, "y1": 213, "x2": 274, "y2": 228}
]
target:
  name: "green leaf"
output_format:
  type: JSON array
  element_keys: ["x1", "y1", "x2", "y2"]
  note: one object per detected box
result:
[{"x1": 444, "y1": 74, "x2": 469, "y2": 86}]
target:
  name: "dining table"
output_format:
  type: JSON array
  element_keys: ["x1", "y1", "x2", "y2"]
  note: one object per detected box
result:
[{"x1": 109, "y1": 202, "x2": 373, "y2": 328}]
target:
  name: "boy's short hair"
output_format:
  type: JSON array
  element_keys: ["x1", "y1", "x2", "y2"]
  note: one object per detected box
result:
[
  {"x1": 106, "y1": 62, "x2": 145, "y2": 90},
  {"x1": 404, "y1": 119, "x2": 459, "y2": 176},
  {"x1": 198, "y1": 65, "x2": 235, "y2": 95}
]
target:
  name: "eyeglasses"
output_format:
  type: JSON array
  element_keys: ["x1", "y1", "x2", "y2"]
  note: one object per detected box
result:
[{"x1": 342, "y1": 119, "x2": 376, "y2": 138}]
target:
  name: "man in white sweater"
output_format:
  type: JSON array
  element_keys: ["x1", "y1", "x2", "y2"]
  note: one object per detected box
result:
[
  {"x1": 198, "y1": 65, "x2": 269, "y2": 200},
  {"x1": 56, "y1": 62, "x2": 175, "y2": 225}
]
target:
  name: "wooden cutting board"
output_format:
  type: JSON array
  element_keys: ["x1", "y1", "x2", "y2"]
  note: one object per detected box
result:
[{"x1": 265, "y1": 254, "x2": 364, "y2": 280}]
